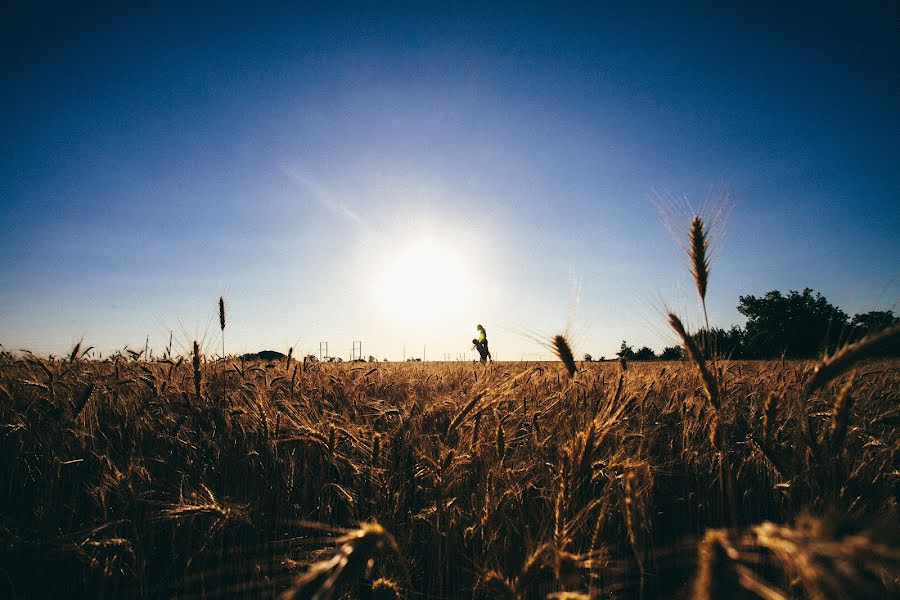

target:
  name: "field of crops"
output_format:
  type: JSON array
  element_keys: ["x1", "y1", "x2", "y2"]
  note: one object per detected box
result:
[{"x1": 1, "y1": 350, "x2": 897, "y2": 599}]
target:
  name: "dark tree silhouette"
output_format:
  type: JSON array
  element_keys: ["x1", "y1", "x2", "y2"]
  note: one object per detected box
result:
[
  {"x1": 616, "y1": 341, "x2": 635, "y2": 360},
  {"x1": 633, "y1": 346, "x2": 656, "y2": 360},
  {"x1": 659, "y1": 345, "x2": 684, "y2": 360},
  {"x1": 738, "y1": 288, "x2": 848, "y2": 358}
]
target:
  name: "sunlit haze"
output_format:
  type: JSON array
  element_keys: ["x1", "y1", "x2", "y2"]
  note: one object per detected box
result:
[{"x1": 2, "y1": 3, "x2": 898, "y2": 360}]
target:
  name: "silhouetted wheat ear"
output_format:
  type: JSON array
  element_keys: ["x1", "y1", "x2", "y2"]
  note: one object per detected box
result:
[
  {"x1": 192, "y1": 341, "x2": 202, "y2": 401},
  {"x1": 829, "y1": 377, "x2": 855, "y2": 453},
  {"x1": 447, "y1": 393, "x2": 483, "y2": 439},
  {"x1": 668, "y1": 313, "x2": 720, "y2": 410},
  {"x1": 689, "y1": 215, "x2": 710, "y2": 303},
  {"x1": 219, "y1": 296, "x2": 227, "y2": 400},
  {"x1": 805, "y1": 322, "x2": 900, "y2": 395},
  {"x1": 552, "y1": 334, "x2": 577, "y2": 378},
  {"x1": 73, "y1": 382, "x2": 95, "y2": 418}
]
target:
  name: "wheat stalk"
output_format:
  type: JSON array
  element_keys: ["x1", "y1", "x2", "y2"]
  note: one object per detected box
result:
[
  {"x1": 219, "y1": 296, "x2": 226, "y2": 402},
  {"x1": 446, "y1": 393, "x2": 483, "y2": 440},
  {"x1": 805, "y1": 323, "x2": 900, "y2": 395},
  {"x1": 668, "y1": 313, "x2": 719, "y2": 410},
  {"x1": 829, "y1": 377, "x2": 855, "y2": 454},
  {"x1": 73, "y1": 382, "x2": 95, "y2": 419},
  {"x1": 689, "y1": 216, "x2": 710, "y2": 306},
  {"x1": 69, "y1": 341, "x2": 81, "y2": 363},
  {"x1": 281, "y1": 522, "x2": 398, "y2": 600},
  {"x1": 552, "y1": 334, "x2": 577, "y2": 378},
  {"x1": 192, "y1": 341, "x2": 202, "y2": 401}
]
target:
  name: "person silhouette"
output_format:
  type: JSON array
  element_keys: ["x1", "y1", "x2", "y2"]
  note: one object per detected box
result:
[
  {"x1": 474, "y1": 324, "x2": 492, "y2": 363},
  {"x1": 472, "y1": 338, "x2": 488, "y2": 362}
]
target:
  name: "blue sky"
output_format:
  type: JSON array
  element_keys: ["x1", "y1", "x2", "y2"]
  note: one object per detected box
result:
[{"x1": 2, "y1": 2, "x2": 898, "y2": 360}]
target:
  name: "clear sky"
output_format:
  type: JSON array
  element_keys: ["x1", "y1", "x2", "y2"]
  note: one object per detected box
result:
[{"x1": 2, "y1": 2, "x2": 898, "y2": 360}]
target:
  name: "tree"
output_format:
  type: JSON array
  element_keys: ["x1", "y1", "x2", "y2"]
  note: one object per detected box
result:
[
  {"x1": 616, "y1": 341, "x2": 635, "y2": 360},
  {"x1": 738, "y1": 288, "x2": 848, "y2": 358},
  {"x1": 583, "y1": 353, "x2": 593, "y2": 362},
  {"x1": 659, "y1": 345, "x2": 684, "y2": 360},
  {"x1": 633, "y1": 346, "x2": 656, "y2": 360}
]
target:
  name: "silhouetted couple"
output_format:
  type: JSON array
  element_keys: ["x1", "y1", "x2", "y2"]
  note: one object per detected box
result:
[{"x1": 472, "y1": 324, "x2": 492, "y2": 363}]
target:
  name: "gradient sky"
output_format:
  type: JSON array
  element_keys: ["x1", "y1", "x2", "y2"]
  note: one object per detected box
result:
[{"x1": 2, "y1": 2, "x2": 898, "y2": 360}]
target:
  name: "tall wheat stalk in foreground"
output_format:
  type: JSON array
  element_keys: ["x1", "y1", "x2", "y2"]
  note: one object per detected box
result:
[
  {"x1": 653, "y1": 190, "x2": 731, "y2": 356},
  {"x1": 666, "y1": 211, "x2": 736, "y2": 525}
]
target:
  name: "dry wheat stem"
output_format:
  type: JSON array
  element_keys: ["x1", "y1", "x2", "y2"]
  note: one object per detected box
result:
[{"x1": 806, "y1": 323, "x2": 900, "y2": 395}]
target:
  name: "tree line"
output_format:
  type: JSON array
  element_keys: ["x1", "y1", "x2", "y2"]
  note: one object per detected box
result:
[{"x1": 583, "y1": 288, "x2": 898, "y2": 361}]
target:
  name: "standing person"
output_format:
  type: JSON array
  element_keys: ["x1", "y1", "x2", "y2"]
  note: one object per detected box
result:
[{"x1": 476, "y1": 324, "x2": 492, "y2": 362}]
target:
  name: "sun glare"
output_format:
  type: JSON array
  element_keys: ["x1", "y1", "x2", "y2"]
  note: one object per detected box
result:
[{"x1": 375, "y1": 238, "x2": 470, "y2": 321}]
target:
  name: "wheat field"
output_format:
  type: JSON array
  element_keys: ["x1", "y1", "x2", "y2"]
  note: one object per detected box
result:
[{"x1": 1, "y1": 348, "x2": 897, "y2": 599}]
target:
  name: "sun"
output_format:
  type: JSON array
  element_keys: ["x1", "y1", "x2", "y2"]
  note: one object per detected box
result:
[{"x1": 375, "y1": 238, "x2": 471, "y2": 322}]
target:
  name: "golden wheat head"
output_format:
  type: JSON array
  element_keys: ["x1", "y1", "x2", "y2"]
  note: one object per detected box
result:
[{"x1": 689, "y1": 215, "x2": 710, "y2": 303}]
